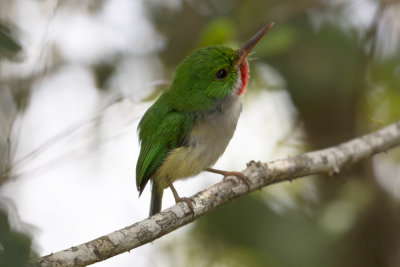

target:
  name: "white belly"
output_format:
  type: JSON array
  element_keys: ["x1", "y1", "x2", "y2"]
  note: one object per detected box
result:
[{"x1": 154, "y1": 93, "x2": 242, "y2": 189}]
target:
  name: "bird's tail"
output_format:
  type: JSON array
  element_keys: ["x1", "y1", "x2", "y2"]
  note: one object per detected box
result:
[{"x1": 150, "y1": 181, "x2": 163, "y2": 216}]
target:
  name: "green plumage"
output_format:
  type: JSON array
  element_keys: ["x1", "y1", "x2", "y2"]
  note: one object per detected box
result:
[
  {"x1": 136, "y1": 22, "x2": 273, "y2": 216},
  {"x1": 136, "y1": 92, "x2": 195, "y2": 194},
  {"x1": 136, "y1": 46, "x2": 239, "y2": 198}
]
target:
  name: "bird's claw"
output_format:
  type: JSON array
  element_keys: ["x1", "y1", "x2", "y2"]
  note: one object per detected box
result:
[
  {"x1": 176, "y1": 197, "x2": 195, "y2": 216},
  {"x1": 222, "y1": 171, "x2": 251, "y2": 191}
]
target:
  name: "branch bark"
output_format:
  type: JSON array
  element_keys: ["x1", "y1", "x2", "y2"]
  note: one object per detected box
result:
[{"x1": 32, "y1": 120, "x2": 400, "y2": 267}]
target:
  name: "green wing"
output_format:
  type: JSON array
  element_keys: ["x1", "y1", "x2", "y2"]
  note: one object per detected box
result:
[{"x1": 136, "y1": 105, "x2": 193, "y2": 195}]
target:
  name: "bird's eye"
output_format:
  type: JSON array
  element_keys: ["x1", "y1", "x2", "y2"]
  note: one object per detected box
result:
[{"x1": 215, "y1": 69, "x2": 228, "y2": 80}]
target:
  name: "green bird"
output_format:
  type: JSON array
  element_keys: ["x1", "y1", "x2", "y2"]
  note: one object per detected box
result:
[{"x1": 136, "y1": 22, "x2": 274, "y2": 216}]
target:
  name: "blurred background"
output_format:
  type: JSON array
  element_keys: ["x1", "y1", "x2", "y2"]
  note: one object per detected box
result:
[{"x1": 1, "y1": 0, "x2": 400, "y2": 266}]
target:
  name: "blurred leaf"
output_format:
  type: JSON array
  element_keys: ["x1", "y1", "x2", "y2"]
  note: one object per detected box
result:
[
  {"x1": 367, "y1": 88, "x2": 400, "y2": 124},
  {"x1": 0, "y1": 208, "x2": 35, "y2": 267},
  {"x1": 362, "y1": 54, "x2": 400, "y2": 128},
  {"x1": 93, "y1": 63, "x2": 116, "y2": 90},
  {"x1": 256, "y1": 24, "x2": 298, "y2": 57},
  {"x1": 198, "y1": 17, "x2": 236, "y2": 47},
  {"x1": 370, "y1": 56, "x2": 400, "y2": 89},
  {"x1": 0, "y1": 20, "x2": 22, "y2": 60}
]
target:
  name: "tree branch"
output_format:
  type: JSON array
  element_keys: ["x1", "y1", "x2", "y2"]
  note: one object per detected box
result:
[{"x1": 32, "y1": 120, "x2": 400, "y2": 267}]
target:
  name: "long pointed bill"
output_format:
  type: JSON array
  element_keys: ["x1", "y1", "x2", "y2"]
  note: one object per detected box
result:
[{"x1": 237, "y1": 22, "x2": 274, "y2": 66}]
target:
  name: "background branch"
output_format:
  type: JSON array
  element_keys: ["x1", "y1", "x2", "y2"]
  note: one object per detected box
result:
[{"x1": 32, "y1": 120, "x2": 400, "y2": 267}]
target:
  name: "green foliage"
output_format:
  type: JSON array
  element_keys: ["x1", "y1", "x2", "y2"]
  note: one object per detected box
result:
[
  {"x1": 255, "y1": 24, "x2": 297, "y2": 57},
  {"x1": 0, "y1": 21, "x2": 22, "y2": 60},
  {"x1": 93, "y1": 63, "x2": 116, "y2": 90},
  {"x1": 198, "y1": 17, "x2": 236, "y2": 47},
  {"x1": 0, "y1": 208, "x2": 34, "y2": 267},
  {"x1": 362, "y1": 54, "x2": 400, "y2": 128},
  {"x1": 363, "y1": 86, "x2": 400, "y2": 126}
]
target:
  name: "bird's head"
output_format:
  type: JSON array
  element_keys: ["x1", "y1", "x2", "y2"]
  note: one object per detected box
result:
[{"x1": 167, "y1": 22, "x2": 274, "y2": 112}]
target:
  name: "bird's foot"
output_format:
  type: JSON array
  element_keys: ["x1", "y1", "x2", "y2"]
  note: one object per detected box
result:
[
  {"x1": 205, "y1": 168, "x2": 251, "y2": 191},
  {"x1": 166, "y1": 176, "x2": 195, "y2": 216},
  {"x1": 174, "y1": 196, "x2": 194, "y2": 215}
]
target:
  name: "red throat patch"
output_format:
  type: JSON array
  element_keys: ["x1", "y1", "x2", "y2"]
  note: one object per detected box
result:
[{"x1": 238, "y1": 60, "x2": 249, "y2": 96}]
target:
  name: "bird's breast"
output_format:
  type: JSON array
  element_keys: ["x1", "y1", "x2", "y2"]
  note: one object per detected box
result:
[
  {"x1": 188, "y1": 93, "x2": 242, "y2": 166},
  {"x1": 154, "y1": 93, "x2": 242, "y2": 189}
]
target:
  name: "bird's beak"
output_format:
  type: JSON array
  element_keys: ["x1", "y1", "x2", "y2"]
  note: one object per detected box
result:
[{"x1": 237, "y1": 22, "x2": 274, "y2": 66}]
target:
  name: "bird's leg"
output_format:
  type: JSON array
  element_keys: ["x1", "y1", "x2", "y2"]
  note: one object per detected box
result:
[
  {"x1": 205, "y1": 168, "x2": 251, "y2": 191},
  {"x1": 166, "y1": 176, "x2": 194, "y2": 214}
]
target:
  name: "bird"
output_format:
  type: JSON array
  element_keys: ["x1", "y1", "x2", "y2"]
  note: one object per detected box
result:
[{"x1": 136, "y1": 22, "x2": 274, "y2": 216}]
